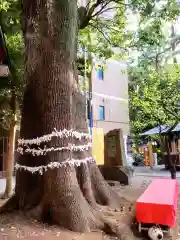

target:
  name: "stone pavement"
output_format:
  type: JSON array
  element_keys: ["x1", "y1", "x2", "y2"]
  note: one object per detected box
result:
[
  {"x1": 134, "y1": 165, "x2": 180, "y2": 178},
  {"x1": 0, "y1": 165, "x2": 178, "y2": 195}
]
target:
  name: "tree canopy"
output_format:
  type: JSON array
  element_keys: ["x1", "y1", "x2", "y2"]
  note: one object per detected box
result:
[
  {"x1": 129, "y1": 63, "x2": 180, "y2": 143},
  {"x1": 0, "y1": 0, "x2": 24, "y2": 129},
  {"x1": 128, "y1": 0, "x2": 180, "y2": 146}
]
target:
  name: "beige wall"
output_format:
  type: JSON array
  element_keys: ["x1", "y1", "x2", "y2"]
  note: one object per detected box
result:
[{"x1": 91, "y1": 59, "x2": 129, "y2": 135}]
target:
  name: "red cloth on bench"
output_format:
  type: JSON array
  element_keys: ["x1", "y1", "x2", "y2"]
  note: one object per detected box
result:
[{"x1": 136, "y1": 178, "x2": 178, "y2": 227}]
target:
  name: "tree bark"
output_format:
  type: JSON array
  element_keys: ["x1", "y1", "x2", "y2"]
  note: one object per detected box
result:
[{"x1": 0, "y1": 0, "x2": 134, "y2": 238}]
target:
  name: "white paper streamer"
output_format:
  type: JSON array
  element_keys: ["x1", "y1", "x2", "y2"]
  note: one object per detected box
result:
[
  {"x1": 15, "y1": 157, "x2": 94, "y2": 175},
  {"x1": 17, "y1": 142, "x2": 92, "y2": 156},
  {"x1": 18, "y1": 128, "x2": 91, "y2": 146}
]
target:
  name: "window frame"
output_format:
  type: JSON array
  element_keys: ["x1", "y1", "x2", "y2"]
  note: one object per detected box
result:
[
  {"x1": 99, "y1": 105, "x2": 105, "y2": 120},
  {"x1": 97, "y1": 66, "x2": 104, "y2": 81}
]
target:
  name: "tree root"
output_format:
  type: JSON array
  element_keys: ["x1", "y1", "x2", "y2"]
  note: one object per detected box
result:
[
  {"x1": 90, "y1": 163, "x2": 129, "y2": 208},
  {"x1": 102, "y1": 218, "x2": 135, "y2": 240},
  {"x1": 24, "y1": 202, "x2": 135, "y2": 239},
  {"x1": 25, "y1": 203, "x2": 44, "y2": 221},
  {"x1": 0, "y1": 163, "x2": 135, "y2": 239},
  {"x1": 76, "y1": 163, "x2": 102, "y2": 210}
]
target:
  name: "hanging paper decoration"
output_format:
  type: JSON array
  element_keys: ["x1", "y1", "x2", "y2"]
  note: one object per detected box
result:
[
  {"x1": 16, "y1": 129, "x2": 94, "y2": 175},
  {"x1": 15, "y1": 157, "x2": 95, "y2": 175},
  {"x1": 18, "y1": 128, "x2": 91, "y2": 147},
  {"x1": 17, "y1": 142, "x2": 92, "y2": 156}
]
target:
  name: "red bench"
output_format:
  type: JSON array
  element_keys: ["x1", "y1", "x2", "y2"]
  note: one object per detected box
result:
[{"x1": 136, "y1": 178, "x2": 178, "y2": 228}]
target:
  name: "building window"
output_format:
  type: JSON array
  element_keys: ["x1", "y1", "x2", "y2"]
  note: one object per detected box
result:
[
  {"x1": 97, "y1": 65, "x2": 104, "y2": 80},
  {"x1": 99, "y1": 105, "x2": 105, "y2": 120}
]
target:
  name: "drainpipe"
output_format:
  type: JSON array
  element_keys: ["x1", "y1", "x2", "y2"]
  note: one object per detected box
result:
[
  {"x1": 88, "y1": 52, "x2": 93, "y2": 136},
  {"x1": 86, "y1": 33, "x2": 93, "y2": 136}
]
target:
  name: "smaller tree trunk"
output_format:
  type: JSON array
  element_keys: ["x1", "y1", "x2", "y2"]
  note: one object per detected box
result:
[
  {"x1": 4, "y1": 115, "x2": 17, "y2": 198},
  {"x1": 166, "y1": 136, "x2": 176, "y2": 179}
]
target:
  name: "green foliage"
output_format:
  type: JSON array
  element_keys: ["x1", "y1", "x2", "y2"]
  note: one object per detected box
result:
[
  {"x1": 138, "y1": 20, "x2": 164, "y2": 48},
  {"x1": 78, "y1": 6, "x2": 127, "y2": 59},
  {"x1": 77, "y1": 2, "x2": 128, "y2": 91},
  {"x1": 130, "y1": 0, "x2": 180, "y2": 63},
  {"x1": 1, "y1": 0, "x2": 24, "y2": 79},
  {"x1": 0, "y1": 0, "x2": 23, "y2": 129},
  {"x1": 78, "y1": 0, "x2": 180, "y2": 90},
  {"x1": 127, "y1": 0, "x2": 180, "y2": 147},
  {"x1": 129, "y1": 63, "x2": 180, "y2": 145}
]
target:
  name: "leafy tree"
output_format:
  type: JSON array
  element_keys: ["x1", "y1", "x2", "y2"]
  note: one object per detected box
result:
[
  {"x1": 0, "y1": 0, "x2": 24, "y2": 197},
  {"x1": 129, "y1": 63, "x2": 180, "y2": 141},
  {"x1": 0, "y1": 0, "x2": 179, "y2": 236},
  {"x1": 77, "y1": 4, "x2": 128, "y2": 96},
  {"x1": 1, "y1": 0, "x2": 127, "y2": 200},
  {"x1": 128, "y1": 0, "x2": 180, "y2": 143},
  {"x1": 128, "y1": 1, "x2": 180, "y2": 178},
  {"x1": 129, "y1": 60, "x2": 180, "y2": 179},
  {"x1": 0, "y1": 0, "x2": 134, "y2": 238},
  {"x1": 128, "y1": 0, "x2": 180, "y2": 65}
]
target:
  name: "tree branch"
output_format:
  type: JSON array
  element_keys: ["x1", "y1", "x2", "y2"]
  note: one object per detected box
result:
[
  {"x1": 79, "y1": 0, "x2": 105, "y2": 29},
  {"x1": 91, "y1": 1, "x2": 113, "y2": 18},
  {"x1": 89, "y1": 22, "x2": 111, "y2": 44},
  {"x1": 165, "y1": 49, "x2": 180, "y2": 62},
  {"x1": 162, "y1": 102, "x2": 180, "y2": 121},
  {"x1": 160, "y1": 92, "x2": 180, "y2": 121},
  {"x1": 78, "y1": 0, "x2": 126, "y2": 29},
  {"x1": 91, "y1": 17, "x2": 125, "y2": 35}
]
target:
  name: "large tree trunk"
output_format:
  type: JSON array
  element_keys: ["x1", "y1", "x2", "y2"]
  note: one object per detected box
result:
[{"x1": 0, "y1": 0, "x2": 134, "y2": 238}]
